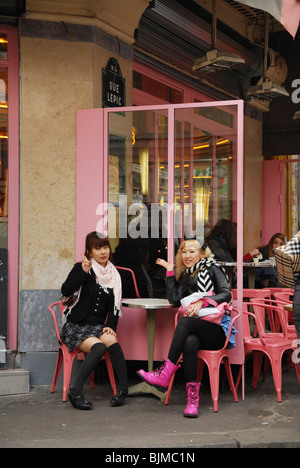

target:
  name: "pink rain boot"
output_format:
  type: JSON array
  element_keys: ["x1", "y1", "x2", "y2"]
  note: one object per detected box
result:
[
  {"x1": 184, "y1": 382, "x2": 200, "y2": 418},
  {"x1": 137, "y1": 359, "x2": 180, "y2": 392}
]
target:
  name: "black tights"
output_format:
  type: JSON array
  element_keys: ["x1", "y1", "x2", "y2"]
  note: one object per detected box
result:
[
  {"x1": 167, "y1": 317, "x2": 226, "y2": 382},
  {"x1": 72, "y1": 342, "x2": 128, "y2": 397}
]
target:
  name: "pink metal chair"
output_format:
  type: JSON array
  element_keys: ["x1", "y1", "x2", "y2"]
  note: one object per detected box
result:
[
  {"x1": 251, "y1": 296, "x2": 299, "y2": 380},
  {"x1": 116, "y1": 266, "x2": 141, "y2": 298},
  {"x1": 165, "y1": 307, "x2": 240, "y2": 412},
  {"x1": 231, "y1": 289, "x2": 271, "y2": 301},
  {"x1": 274, "y1": 291, "x2": 294, "y2": 325},
  {"x1": 49, "y1": 302, "x2": 117, "y2": 401},
  {"x1": 263, "y1": 288, "x2": 294, "y2": 297},
  {"x1": 231, "y1": 289, "x2": 272, "y2": 333},
  {"x1": 236, "y1": 301, "x2": 300, "y2": 402}
]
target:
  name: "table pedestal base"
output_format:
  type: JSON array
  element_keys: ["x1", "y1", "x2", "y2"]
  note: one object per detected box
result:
[
  {"x1": 121, "y1": 299, "x2": 175, "y2": 404},
  {"x1": 128, "y1": 381, "x2": 166, "y2": 402}
]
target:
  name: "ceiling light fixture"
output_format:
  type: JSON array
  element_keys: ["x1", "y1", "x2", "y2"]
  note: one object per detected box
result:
[
  {"x1": 247, "y1": 13, "x2": 289, "y2": 101},
  {"x1": 193, "y1": 0, "x2": 245, "y2": 73},
  {"x1": 293, "y1": 111, "x2": 300, "y2": 121}
]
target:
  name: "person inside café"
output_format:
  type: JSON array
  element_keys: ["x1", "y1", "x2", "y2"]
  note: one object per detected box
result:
[
  {"x1": 60, "y1": 231, "x2": 128, "y2": 410},
  {"x1": 137, "y1": 238, "x2": 236, "y2": 418},
  {"x1": 243, "y1": 232, "x2": 286, "y2": 288},
  {"x1": 113, "y1": 236, "x2": 153, "y2": 298},
  {"x1": 205, "y1": 219, "x2": 237, "y2": 263}
]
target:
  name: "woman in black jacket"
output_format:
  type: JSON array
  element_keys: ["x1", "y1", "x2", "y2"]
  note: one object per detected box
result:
[
  {"x1": 137, "y1": 239, "x2": 232, "y2": 418},
  {"x1": 60, "y1": 232, "x2": 128, "y2": 410}
]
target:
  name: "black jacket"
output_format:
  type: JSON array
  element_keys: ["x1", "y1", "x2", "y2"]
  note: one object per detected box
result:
[
  {"x1": 61, "y1": 263, "x2": 119, "y2": 330},
  {"x1": 166, "y1": 264, "x2": 231, "y2": 307}
]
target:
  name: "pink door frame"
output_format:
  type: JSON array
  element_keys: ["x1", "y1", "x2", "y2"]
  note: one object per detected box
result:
[
  {"x1": 1, "y1": 26, "x2": 19, "y2": 350},
  {"x1": 76, "y1": 101, "x2": 244, "y2": 368},
  {"x1": 262, "y1": 159, "x2": 300, "y2": 244}
]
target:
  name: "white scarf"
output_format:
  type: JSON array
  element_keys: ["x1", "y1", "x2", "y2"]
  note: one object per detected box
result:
[{"x1": 91, "y1": 258, "x2": 122, "y2": 317}]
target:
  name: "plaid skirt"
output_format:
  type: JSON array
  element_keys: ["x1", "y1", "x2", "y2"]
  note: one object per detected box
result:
[{"x1": 60, "y1": 322, "x2": 104, "y2": 353}]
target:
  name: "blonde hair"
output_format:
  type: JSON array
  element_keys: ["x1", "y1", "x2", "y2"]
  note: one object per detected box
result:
[{"x1": 175, "y1": 239, "x2": 212, "y2": 280}]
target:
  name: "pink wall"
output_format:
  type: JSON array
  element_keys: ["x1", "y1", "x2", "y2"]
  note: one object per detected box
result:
[
  {"x1": 262, "y1": 160, "x2": 284, "y2": 244},
  {"x1": 262, "y1": 159, "x2": 300, "y2": 244}
]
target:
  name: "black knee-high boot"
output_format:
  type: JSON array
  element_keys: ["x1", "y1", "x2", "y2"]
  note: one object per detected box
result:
[
  {"x1": 108, "y1": 342, "x2": 128, "y2": 406},
  {"x1": 69, "y1": 342, "x2": 106, "y2": 410}
]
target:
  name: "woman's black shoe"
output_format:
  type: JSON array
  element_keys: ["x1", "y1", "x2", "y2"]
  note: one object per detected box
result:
[
  {"x1": 68, "y1": 391, "x2": 93, "y2": 410},
  {"x1": 111, "y1": 390, "x2": 127, "y2": 407}
]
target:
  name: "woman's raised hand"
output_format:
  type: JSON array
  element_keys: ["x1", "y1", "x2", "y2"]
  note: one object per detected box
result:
[
  {"x1": 81, "y1": 253, "x2": 92, "y2": 273},
  {"x1": 156, "y1": 258, "x2": 174, "y2": 271}
]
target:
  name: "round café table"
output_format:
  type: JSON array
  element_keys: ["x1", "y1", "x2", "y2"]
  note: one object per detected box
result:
[
  {"x1": 220, "y1": 260, "x2": 276, "y2": 288},
  {"x1": 121, "y1": 298, "x2": 175, "y2": 402}
]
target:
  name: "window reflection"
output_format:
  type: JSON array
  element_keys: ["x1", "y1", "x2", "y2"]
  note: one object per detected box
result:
[
  {"x1": 107, "y1": 104, "x2": 238, "y2": 297},
  {"x1": 0, "y1": 67, "x2": 8, "y2": 248},
  {"x1": 0, "y1": 35, "x2": 8, "y2": 60}
]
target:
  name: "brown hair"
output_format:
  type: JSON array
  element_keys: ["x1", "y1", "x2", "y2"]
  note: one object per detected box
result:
[
  {"x1": 84, "y1": 231, "x2": 113, "y2": 262},
  {"x1": 267, "y1": 232, "x2": 286, "y2": 258}
]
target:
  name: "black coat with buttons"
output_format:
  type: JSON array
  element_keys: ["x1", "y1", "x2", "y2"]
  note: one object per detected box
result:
[{"x1": 61, "y1": 262, "x2": 119, "y2": 330}]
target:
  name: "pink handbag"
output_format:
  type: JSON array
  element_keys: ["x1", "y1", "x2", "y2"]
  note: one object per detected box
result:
[{"x1": 178, "y1": 291, "x2": 231, "y2": 325}]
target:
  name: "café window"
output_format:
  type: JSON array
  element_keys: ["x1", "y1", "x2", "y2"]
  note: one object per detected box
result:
[
  {"x1": 77, "y1": 101, "x2": 244, "y2": 366},
  {"x1": 0, "y1": 35, "x2": 8, "y2": 248}
]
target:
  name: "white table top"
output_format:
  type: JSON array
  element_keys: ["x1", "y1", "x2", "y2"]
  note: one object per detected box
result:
[
  {"x1": 121, "y1": 298, "x2": 174, "y2": 309},
  {"x1": 220, "y1": 260, "x2": 276, "y2": 268}
]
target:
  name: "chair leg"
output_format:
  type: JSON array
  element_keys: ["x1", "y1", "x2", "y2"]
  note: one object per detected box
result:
[
  {"x1": 252, "y1": 352, "x2": 264, "y2": 389},
  {"x1": 164, "y1": 373, "x2": 175, "y2": 405},
  {"x1": 268, "y1": 351, "x2": 283, "y2": 402},
  {"x1": 224, "y1": 357, "x2": 238, "y2": 403},
  {"x1": 165, "y1": 356, "x2": 182, "y2": 405},
  {"x1": 235, "y1": 364, "x2": 243, "y2": 392},
  {"x1": 62, "y1": 351, "x2": 78, "y2": 402},
  {"x1": 104, "y1": 352, "x2": 117, "y2": 395},
  {"x1": 51, "y1": 348, "x2": 63, "y2": 393},
  {"x1": 197, "y1": 359, "x2": 205, "y2": 383},
  {"x1": 263, "y1": 356, "x2": 271, "y2": 382},
  {"x1": 206, "y1": 360, "x2": 221, "y2": 412},
  {"x1": 295, "y1": 360, "x2": 300, "y2": 384},
  {"x1": 88, "y1": 371, "x2": 95, "y2": 389}
]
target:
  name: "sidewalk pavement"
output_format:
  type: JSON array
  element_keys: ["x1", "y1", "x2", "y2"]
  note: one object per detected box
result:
[{"x1": 1, "y1": 360, "x2": 300, "y2": 450}]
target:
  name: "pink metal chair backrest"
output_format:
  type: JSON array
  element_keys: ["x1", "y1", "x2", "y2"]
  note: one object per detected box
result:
[
  {"x1": 246, "y1": 300, "x2": 288, "y2": 341},
  {"x1": 49, "y1": 301, "x2": 65, "y2": 343},
  {"x1": 116, "y1": 266, "x2": 141, "y2": 298},
  {"x1": 231, "y1": 289, "x2": 271, "y2": 301}
]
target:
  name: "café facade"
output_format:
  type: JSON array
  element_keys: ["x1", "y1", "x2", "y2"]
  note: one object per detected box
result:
[{"x1": 0, "y1": 0, "x2": 299, "y2": 387}]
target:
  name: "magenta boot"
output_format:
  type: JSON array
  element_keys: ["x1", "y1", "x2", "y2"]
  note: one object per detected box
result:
[
  {"x1": 137, "y1": 359, "x2": 180, "y2": 392},
  {"x1": 184, "y1": 382, "x2": 200, "y2": 418}
]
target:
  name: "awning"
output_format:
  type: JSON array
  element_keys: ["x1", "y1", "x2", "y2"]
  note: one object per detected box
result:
[{"x1": 232, "y1": 0, "x2": 300, "y2": 38}]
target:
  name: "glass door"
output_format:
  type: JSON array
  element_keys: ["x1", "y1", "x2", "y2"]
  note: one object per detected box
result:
[
  {"x1": 103, "y1": 102, "x2": 243, "y2": 310},
  {"x1": 77, "y1": 101, "x2": 244, "y2": 365},
  {"x1": 0, "y1": 26, "x2": 19, "y2": 356}
]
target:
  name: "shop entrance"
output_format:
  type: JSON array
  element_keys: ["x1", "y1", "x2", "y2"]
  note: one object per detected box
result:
[
  {"x1": 262, "y1": 159, "x2": 300, "y2": 244},
  {"x1": 76, "y1": 101, "x2": 244, "y2": 366}
]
